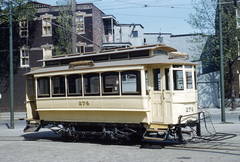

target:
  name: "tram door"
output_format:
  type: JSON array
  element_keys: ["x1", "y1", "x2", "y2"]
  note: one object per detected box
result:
[
  {"x1": 26, "y1": 76, "x2": 39, "y2": 120},
  {"x1": 150, "y1": 67, "x2": 172, "y2": 123}
]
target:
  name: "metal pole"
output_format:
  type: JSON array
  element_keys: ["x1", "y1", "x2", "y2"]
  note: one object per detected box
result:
[
  {"x1": 9, "y1": 0, "x2": 14, "y2": 129},
  {"x1": 219, "y1": 0, "x2": 226, "y2": 123}
]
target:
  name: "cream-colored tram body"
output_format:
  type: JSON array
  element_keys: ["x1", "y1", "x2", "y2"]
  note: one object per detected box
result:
[{"x1": 25, "y1": 45, "x2": 200, "y2": 143}]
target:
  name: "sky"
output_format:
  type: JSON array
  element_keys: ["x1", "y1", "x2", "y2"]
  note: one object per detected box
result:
[{"x1": 36, "y1": 0, "x2": 196, "y2": 34}]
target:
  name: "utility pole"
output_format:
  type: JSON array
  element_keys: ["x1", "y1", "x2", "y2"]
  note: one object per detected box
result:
[
  {"x1": 218, "y1": 0, "x2": 226, "y2": 123},
  {"x1": 71, "y1": 0, "x2": 77, "y2": 54},
  {"x1": 9, "y1": 0, "x2": 14, "y2": 129}
]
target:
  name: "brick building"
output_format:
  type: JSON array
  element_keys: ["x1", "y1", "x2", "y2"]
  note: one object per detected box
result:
[{"x1": 0, "y1": 1, "x2": 143, "y2": 112}]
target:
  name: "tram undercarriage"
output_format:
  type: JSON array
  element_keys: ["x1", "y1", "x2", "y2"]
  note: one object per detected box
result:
[{"x1": 24, "y1": 112, "x2": 202, "y2": 145}]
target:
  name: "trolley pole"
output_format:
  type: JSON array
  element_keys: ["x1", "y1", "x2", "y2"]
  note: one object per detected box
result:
[
  {"x1": 9, "y1": 0, "x2": 14, "y2": 129},
  {"x1": 218, "y1": 0, "x2": 226, "y2": 123}
]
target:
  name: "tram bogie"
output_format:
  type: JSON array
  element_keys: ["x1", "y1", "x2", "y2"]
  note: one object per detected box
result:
[{"x1": 24, "y1": 44, "x2": 201, "y2": 143}]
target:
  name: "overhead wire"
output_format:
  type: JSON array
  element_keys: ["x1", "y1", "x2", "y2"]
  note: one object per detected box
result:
[{"x1": 112, "y1": 13, "x2": 185, "y2": 19}]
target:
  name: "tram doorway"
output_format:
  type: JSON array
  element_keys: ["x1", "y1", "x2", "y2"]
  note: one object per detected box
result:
[{"x1": 149, "y1": 67, "x2": 172, "y2": 123}]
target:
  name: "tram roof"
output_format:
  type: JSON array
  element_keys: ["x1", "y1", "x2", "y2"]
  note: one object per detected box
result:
[
  {"x1": 39, "y1": 44, "x2": 177, "y2": 62},
  {"x1": 27, "y1": 54, "x2": 197, "y2": 75}
]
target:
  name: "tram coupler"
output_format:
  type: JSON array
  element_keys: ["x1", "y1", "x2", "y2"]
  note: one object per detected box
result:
[
  {"x1": 178, "y1": 111, "x2": 203, "y2": 137},
  {"x1": 142, "y1": 112, "x2": 203, "y2": 147}
]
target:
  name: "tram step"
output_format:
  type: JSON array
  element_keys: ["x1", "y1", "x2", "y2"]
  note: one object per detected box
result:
[
  {"x1": 146, "y1": 128, "x2": 167, "y2": 132},
  {"x1": 143, "y1": 136, "x2": 165, "y2": 141},
  {"x1": 24, "y1": 123, "x2": 41, "y2": 133}
]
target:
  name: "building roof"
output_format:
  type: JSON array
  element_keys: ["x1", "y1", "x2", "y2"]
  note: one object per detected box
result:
[
  {"x1": 117, "y1": 24, "x2": 144, "y2": 28},
  {"x1": 29, "y1": 1, "x2": 52, "y2": 8}
]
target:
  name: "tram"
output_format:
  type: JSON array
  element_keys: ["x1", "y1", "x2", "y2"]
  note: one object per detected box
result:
[{"x1": 24, "y1": 44, "x2": 201, "y2": 143}]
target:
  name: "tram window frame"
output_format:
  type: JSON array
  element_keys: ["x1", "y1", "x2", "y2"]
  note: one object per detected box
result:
[
  {"x1": 173, "y1": 65, "x2": 183, "y2": 68},
  {"x1": 173, "y1": 70, "x2": 184, "y2": 90},
  {"x1": 185, "y1": 65, "x2": 192, "y2": 69},
  {"x1": 153, "y1": 69, "x2": 161, "y2": 91},
  {"x1": 185, "y1": 71, "x2": 193, "y2": 89},
  {"x1": 121, "y1": 71, "x2": 141, "y2": 95},
  {"x1": 83, "y1": 73, "x2": 100, "y2": 96},
  {"x1": 194, "y1": 70, "x2": 197, "y2": 90},
  {"x1": 102, "y1": 72, "x2": 120, "y2": 95},
  {"x1": 145, "y1": 70, "x2": 149, "y2": 94},
  {"x1": 37, "y1": 77, "x2": 50, "y2": 98},
  {"x1": 67, "y1": 74, "x2": 82, "y2": 96},
  {"x1": 165, "y1": 68, "x2": 170, "y2": 90},
  {"x1": 51, "y1": 75, "x2": 66, "y2": 97}
]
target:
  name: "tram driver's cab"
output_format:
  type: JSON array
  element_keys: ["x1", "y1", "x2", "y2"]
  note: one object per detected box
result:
[{"x1": 146, "y1": 64, "x2": 197, "y2": 125}]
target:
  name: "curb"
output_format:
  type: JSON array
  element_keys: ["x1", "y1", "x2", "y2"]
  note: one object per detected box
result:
[{"x1": 0, "y1": 112, "x2": 26, "y2": 120}]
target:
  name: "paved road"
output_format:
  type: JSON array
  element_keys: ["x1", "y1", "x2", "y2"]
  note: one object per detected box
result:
[
  {"x1": 0, "y1": 120, "x2": 240, "y2": 162},
  {"x1": 202, "y1": 108, "x2": 240, "y2": 124}
]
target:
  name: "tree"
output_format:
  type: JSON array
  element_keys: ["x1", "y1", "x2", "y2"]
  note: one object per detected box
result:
[
  {"x1": 0, "y1": 0, "x2": 35, "y2": 24},
  {"x1": 53, "y1": 0, "x2": 73, "y2": 55},
  {"x1": 188, "y1": 0, "x2": 240, "y2": 109},
  {"x1": 54, "y1": 0, "x2": 73, "y2": 55}
]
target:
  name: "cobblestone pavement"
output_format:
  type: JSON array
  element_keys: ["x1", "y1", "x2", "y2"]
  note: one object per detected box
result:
[{"x1": 0, "y1": 120, "x2": 240, "y2": 162}]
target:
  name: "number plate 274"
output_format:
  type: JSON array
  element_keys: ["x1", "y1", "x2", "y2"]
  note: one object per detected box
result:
[{"x1": 78, "y1": 101, "x2": 90, "y2": 107}]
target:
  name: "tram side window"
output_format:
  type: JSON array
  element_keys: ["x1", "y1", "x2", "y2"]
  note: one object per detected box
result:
[
  {"x1": 37, "y1": 77, "x2": 50, "y2": 97},
  {"x1": 52, "y1": 76, "x2": 65, "y2": 97},
  {"x1": 102, "y1": 72, "x2": 119, "y2": 95},
  {"x1": 67, "y1": 75, "x2": 82, "y2": 96},
  {"x1": 84, "y1": 73, "x2": 100, "y2": 95},
  {"x1": 121, "y1": 71, "x2": 141, "y2": 95},
  {"x1": 186, "y1": 72, "x2": 193, "y2": 89},
  {"x1": 165, "y1": 69, "x2": 170, "y2": 90},
  {"x1": 173, "y1": 70, "x2": 184, "y2": 90},
  {"x1": 153, "y1": 69, "x2": 161, "y2": 90}
]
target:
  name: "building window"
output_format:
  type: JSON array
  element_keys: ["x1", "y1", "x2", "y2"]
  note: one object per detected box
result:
[
  {"x1": 20, "y1": 47, "x2": 29, "y2": 68},
  {"x1": 52, "y1": 76, "x2": 65, "y2": 97},
  {"x1": 132, "y1": 31, "x2": 138, "y2": 37},
  {"x1": 42, "y1": 44, "x2": 53, "y2": 59},
  {"x1": 41, "y1": 14, "x2": 52, "y2": 37},
  {"x1": 102, "y1": 72, "x2": 119, "y2": 95},
  {"x1": 67, "y1": 74, "x2": 82, "y2": 96},
  {"x1": 236, "y1": 8, "x2": 240, "y2": 28},
  {"x1": 76, "y1": 45, "x2": 85, "y2": 54},
  {"x1": 37, "y1": 77, "x2": 50, "y2": 97},
  {"x1": 84, "y1": 73, "x2": 100, "y2": 96},
  {"x1": 121, "y1": 71, "x2": 141, "y2": 95},
  {"x1": 76, "y1": 12, "x2": 85, "y2": 34},
  {"x1": 153, "y1": 69, "x2": 161, "y2": 90},
  {"x1": 19, "y1": 20, "x2": 28, "y2": 38}
]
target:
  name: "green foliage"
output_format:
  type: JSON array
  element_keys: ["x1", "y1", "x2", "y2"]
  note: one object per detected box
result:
[
  {"x1": 188, "y1": 0, "x2": 217, "y2": 35},
  {"x1": 189, "y1": 0, "x2": 239, "y2": 65},
  {"x1": 0, "y1": 0, "x2": 36, "y2": 23},
  {"x1": 189, "y1": 0, "x2": 240, "y2": 98},
  {"x1": 54, "y1": 0, "x2": 73, "y2": 55}
]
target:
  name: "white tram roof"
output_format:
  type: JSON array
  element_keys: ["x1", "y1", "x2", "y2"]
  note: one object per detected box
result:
[{"x1": 27, "y1": 54, "x2": 197, "y2": 75}]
